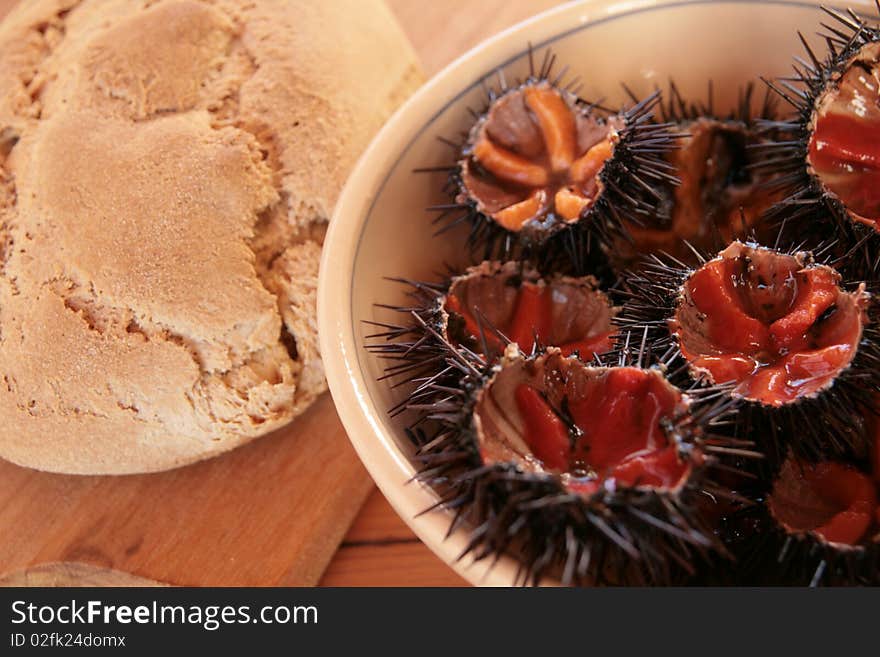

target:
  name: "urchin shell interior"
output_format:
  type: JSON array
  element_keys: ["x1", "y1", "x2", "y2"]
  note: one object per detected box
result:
[
  {"x1": 621, "y1": 119, "x2": 779, "y2": 266},
  {"x1": 808, "y1": 41, "x2": 880, "y2": 230},
  {"x1": 768, "y1": 456, "x2": 879, "y2": 547},
  {"x1": 473, "y1": 351, "x2": 696, "y2": 496},
  {"x1": 434, "y1": 50, "x2": 680, "y2": 263},
  {"x1": 671, "y1": 241, "x2": 867, "y2": 407},
  {"x1": 403, "y1": 345, "x2": 747, "y2": 585},
  {"x1": 756, "y1": 6, "x2": 880, "y2": 253},
  {"x1": 458, "y1": 80, "x2": 621, "y2": 239},
  {"x1": 443, "y1": 261, "x2": 616, "y2": 360}
]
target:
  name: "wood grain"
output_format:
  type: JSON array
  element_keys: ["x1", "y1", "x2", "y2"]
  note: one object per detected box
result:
[
  {"x1": 0, "y1": 563, "x2": 167, "y2": 587},
  {"x1": 320, "y1": 490, "x2": 469, "y2": 586},
  {"x1": 321, "y1": 539, "x2": 469, "y2": 587},
  {"x1": 341, "y1": 488, "x2": 417, "y2": 544},
  {"x1": 0, "y1": 393, "x2": 373, "y2": 586}
]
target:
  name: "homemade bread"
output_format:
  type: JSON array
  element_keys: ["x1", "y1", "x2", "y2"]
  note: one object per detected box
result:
[{"x1": 0, "y1": 0, "x2": 421, "y2": 473}]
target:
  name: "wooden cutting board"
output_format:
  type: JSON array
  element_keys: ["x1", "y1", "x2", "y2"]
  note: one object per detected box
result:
[{"x1": 0, "y1": 393, "x2": 373, "y2": 586}]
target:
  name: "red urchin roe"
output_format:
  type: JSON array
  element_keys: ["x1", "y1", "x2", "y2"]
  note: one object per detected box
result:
[
  {"x1": 513, "y1": 368, "x2": 689, "y2": 495},
  {"x1": 514, "y1": 384, "x2": 570, "y2": 471},
  {"x1": 672, "y1": 243, "x2": 866, "y2": 407},
  {"x1": 445, "y1": 280, "x2": 615, "y2": 358},
  {"x1": 506, "y1": 283, "x2": 555, "y2": 351},
  {"x1": 769, "y1": 459, "x2": 879, "y2": 546},
  {"x1": 809, "y1": 112, "x2": 880, "y2": 226},
  {"x1": 808, "y1": 46, "x2": 880, "y2": 229}
]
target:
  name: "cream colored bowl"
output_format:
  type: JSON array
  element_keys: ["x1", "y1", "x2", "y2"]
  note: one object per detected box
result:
[{"x1": 318, "y1": 0, "x2": 869, "y2": 586}]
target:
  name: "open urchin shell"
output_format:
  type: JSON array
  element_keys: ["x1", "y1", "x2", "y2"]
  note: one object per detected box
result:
[
  {"x1": 434, "y1": 50, "x2": 680, "y2": 269},
  {"x1": 364, "y1": 260, "x2": 618, "y2": 418},
  {"x1": 727, "y1": 450, "x2": 880, "y2": 586},
  {"x1": 610, "y1": 82, "x2": 783, "y2": 270},
  {"x1": 617, "y1": 239, "x2": 880, "y2": 465},
  {"x1": 443, "y1": 261, "x2": 617, "y2": 360},
  {"x1": 406, "y1": 346, "x2": 755, "y2": 586},
  {"x1": 755, "y1": 6, "x2": 880, "y2": 259}
]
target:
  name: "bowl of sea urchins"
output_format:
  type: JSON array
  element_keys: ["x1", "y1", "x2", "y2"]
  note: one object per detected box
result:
[{"x1": 319, "y1": 0, "x2": 880, "y2": 586}]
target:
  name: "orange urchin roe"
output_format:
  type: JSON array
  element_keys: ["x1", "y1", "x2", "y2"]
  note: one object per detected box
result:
[
  {"x1": 808, "y1": 43, "x2": 880, "y2": 229},
  {"x1": 512, "y1": 368, "x2": 689, "y2": 496},
  {"x1": 461, "y1": 82, "x2": 619, "y2": 232},
  {"x1": 444, "y1": 275, "x2": 615, "y2": 360},
  {"x1": 671, "y1": 242, "x2": 867, "y2": 407},
  {"x1": 769, "y1": 458, "x2": 879, "y2": 546}
]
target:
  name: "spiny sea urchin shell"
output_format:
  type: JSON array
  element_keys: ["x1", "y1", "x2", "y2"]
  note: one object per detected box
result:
[
  {"x1": 405, "y1": 345, "x2": 755, "y2": 585},
  {"x1": 756, "y1": 6, "x2": 880, "y2": 258},
  {"x1": 610, "y1": 82, "x2": 782, "y2": 269},
  {"x1": 729, "y1": 449, "x2": 880, "y2": 586},
  {"x1": 442, "y1": 261, "x2": 617, "y2": 360},
  {"x1": 617, "y1": 239, "x2": 880, "y2": 464},
  {"x1": 364, "y1": 260, "x2": 619, "y2": 419},
  {"x1": 431, "y1": 50, "x2": 680, "y2": 268}
]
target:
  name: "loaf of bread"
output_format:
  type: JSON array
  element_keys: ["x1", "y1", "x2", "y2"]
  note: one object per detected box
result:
[{"x1": 0, "y1": 0, "x2": 421, "y2": 473}]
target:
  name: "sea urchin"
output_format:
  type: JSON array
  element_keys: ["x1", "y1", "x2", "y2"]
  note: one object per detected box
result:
[
  {"x1": 405, "y1": 345, "x2": 754, "y2": 586},
  {"x1": 434, "y1": 51, "x2": 680, "y2": 263},
  {"x1": 734, "y1": 452, "x2": 880, "y2": 586},
  {"x1": 618, "y1": 239, "x2": 880, "y2": 462}
]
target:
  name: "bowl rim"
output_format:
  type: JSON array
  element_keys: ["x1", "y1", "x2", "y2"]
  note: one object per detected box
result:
[{"x1": 317, "y1": 0, "x2": 856, "y2": 586}]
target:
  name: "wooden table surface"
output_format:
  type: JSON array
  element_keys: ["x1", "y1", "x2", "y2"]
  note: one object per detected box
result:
[{"x1": 0, "y1": 0, "x2": 563, "y2": 587}]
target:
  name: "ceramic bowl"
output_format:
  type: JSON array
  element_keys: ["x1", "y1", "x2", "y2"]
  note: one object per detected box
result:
[{"x1": 318, "y1": 0, "x2": 868, "y2": 586}]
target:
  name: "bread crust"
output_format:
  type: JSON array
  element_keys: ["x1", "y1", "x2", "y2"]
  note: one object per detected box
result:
[{"x1": 0, "y1": 0, "x2": 422, "y2": 473}]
